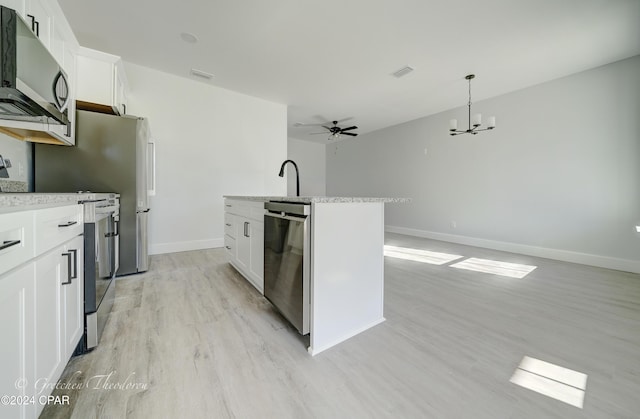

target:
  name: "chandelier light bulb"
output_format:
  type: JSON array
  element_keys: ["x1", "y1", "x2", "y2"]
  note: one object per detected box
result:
[
  {"x1": 473, "y1": 113, "x2": 482, "y2": 127},
  {"x1": 487, "y1": 116, "x2": 496, "y2": 129},
  {"x1": 449, "y1": 119, "x2": 458, "y2": 131}
]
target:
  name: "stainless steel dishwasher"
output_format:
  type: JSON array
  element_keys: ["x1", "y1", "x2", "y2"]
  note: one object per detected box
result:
[{"x1": 263, "y1": 201, "x2": 310, "y2": 335}]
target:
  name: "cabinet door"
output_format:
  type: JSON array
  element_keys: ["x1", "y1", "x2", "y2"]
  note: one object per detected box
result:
[
  {"x1": 249, "y1": 221, "x2": 264, "y2": 292},
  {"x1": 25, "y1": 0, "x2": 51, "y2": 48},
  {"x1": 33, "y1": 247, "x2": 63, "y2": 411},
  {"x1": 113, "y1": 64, "x2": 127, "y2": 115},
  {"x1": 61, "y1": 43, "x2": 77, "y2": 145},
  {"x1": 61, "y1": 235, "x2": 83, "y2": 361},
  {"x1": 0, "y1": 0, "x2": 26, "y2": 17},
  {"x1": 0, "y1": 262, "x2": 35, "y2": 419}
]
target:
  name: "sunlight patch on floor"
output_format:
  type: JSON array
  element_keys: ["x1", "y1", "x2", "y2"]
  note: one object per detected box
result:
[
  {"x1": 384, "y1": 245, "x2": 464, "y2": 265},
  {"x1": 510, "y1": 356, "x2": 587, "y2": 408},
  {"x1": 450, "y1": 257, "x2": 537, "y2": 278}
]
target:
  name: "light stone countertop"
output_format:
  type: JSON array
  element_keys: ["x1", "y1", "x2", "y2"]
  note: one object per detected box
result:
[
  {"x1": 0, "y1": 192, "x2": 107, "y2": 213},
  {"x1": 223, "y1": 196, "x2": 411, "y2": 204}
]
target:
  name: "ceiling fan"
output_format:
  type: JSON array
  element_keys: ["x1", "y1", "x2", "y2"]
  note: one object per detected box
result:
[{"x1": 296, "y1": 118, "x2": 359, "y2": 140}]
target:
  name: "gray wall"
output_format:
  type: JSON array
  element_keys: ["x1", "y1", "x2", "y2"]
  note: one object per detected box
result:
[{"x1": 327, "y1": 55, "x2": 640, "y2": 272}]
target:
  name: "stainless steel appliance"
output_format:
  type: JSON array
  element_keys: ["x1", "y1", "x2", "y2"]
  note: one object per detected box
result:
[
  {"x1": 0, "y1": 6, "x2": 71, "y2": 142},
  {"x1": 263, "y1": 201, "x2": 310, "y2": 335},
  {"x1": 78, "y1": 193, "x2": 120, "y2": 352},
  {"x1": 34, "y1": 110, "x2": 153, "y2": 275}
]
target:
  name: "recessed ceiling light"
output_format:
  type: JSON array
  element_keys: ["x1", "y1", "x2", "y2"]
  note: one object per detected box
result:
[
  {"x1": 180, "y1": 32, "x2": 199, "y2": 44},
  {"x1": 190, "y1": 68, "x2": 214, "y2": 80},
  {"x1": 392, "y1": 65, "x2": 414, "y2": 78}
]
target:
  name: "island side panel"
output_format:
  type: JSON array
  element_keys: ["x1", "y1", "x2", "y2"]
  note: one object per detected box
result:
[{"x1": 309, "y1": 202, "x2": 385, "y2": 355}]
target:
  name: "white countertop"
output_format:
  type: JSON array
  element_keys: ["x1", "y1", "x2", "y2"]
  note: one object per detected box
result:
[
  {"x1": 224, "y1": 196, "x2": 411, "y2": 203},
  {"x1": 0, "y1": 192, "x2": 108, "y2": 213}
]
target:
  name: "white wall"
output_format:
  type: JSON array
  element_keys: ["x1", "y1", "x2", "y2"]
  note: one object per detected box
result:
[
  {"x1": 124, "y1": 62, "x2": 287, "y2": 255},
  {"x1": 326, "y1": 56, "x2": 640, "y2": 273},
  {"x1": 286, "y1": 137, "x2": 326, "y2": 196}
]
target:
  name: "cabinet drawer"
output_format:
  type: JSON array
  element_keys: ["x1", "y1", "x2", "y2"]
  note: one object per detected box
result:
[
  {"x1": 0, "y1": 211, "x2": 35, "y2": 275},
  {"x1": 224, "y1": 213, "x2": 236, "y2": 238},
  {"x1": 224, "y1": 199, "x2": 248, "y2": 217},
  {"x1": 224, "y1": 235, "x2": 235, "y2": 259},
  {"x1": 34, "y1": 205, "x2": 83, "y2": 256}
]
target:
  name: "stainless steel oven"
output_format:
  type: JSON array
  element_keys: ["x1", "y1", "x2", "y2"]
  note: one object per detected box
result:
[
  {"x1": 263, "y1": 201, "x2": 310, "y2": 335},
  {"x1": 78, "y1": 193, "x2": 120, "y2": 352}
]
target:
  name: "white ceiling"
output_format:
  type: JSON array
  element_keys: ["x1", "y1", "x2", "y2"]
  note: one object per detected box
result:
[{"x1": 58, "y1": 0, "x2": 640, "y2": 143}]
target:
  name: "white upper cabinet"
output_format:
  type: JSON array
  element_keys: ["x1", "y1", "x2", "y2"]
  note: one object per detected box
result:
[
  {"x1": 24, "y1": 0, "x2": 51, "y2": 48},
  {"x1": 76, "y1": 47, "x2": 129, "y2": 115},
  {"x1": 1, "y1": 0, "x2": 24, "y2": 17},
  {"x1": 0, "y1": 0, "x2": 79, "y2": 145}
]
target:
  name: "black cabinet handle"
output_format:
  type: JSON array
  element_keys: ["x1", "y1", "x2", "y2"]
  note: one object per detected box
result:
[
  {"x1": 26, "y1": 14, "x2": 35, "y2": 32},
  {"x1": 0, "y1": 240, "x2": 20, "y2": 251},
  {"x1": 61, "y1": 252, "x2": 73, "y2": 285},
  {"x1": 34, "y1": 20, "x2": 39, "y2": 37},
  {"x1": 225, "y1": 223, "x2": 232, "y2": 227},
  {"x1": 225, "y1": 246, "x2": 231, "y2": 250},
  {"x1": 122, "y1": 104, "x2": 126, "y2": 114},
  {"x1": 58, "y1": 221, "x2": 77, "y2": 228}
]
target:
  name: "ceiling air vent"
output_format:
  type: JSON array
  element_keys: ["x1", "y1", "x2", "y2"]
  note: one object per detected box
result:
[
  {"x1": 190, "y1": 68, "x2": 214, "y2": 80},
  {"x1": 392, "y1": 66, "x2": 414, "y2": 78}
]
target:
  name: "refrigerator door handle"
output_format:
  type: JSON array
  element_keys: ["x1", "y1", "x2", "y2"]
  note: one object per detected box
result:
[{"x1": 148, "y1": 140, "x2": 156, "y2": 196}]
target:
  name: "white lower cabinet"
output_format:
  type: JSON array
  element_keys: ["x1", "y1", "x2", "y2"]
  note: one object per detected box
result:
[
  {"x1": 224, "y1": 199, "x2": 265, "y2": 293},
  {"x1": 33, "y1": 245, "x2": 64, "y2": 407},
  {"x1": 248, "y1": 221, "x2": 264, "y2": 285},
  {"x1": 0, "y1": 204, "x2": 83, "y2": 419},
  {"x1": 0, "y1": 262, "x2": 35, "y2": 419},
  {"x1": 61, "y1": 235, "x2": 84, "y2": 362}
]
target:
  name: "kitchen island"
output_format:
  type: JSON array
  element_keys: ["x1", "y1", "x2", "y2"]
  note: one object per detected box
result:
[{"x1": 223, "y1": 196, "x2": 409, "y2": 355}]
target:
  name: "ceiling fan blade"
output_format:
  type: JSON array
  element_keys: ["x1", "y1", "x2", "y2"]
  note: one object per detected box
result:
[
  {"x1": 295, "y1": 121, "x2": 330, "y2": 127},
  {"x1": 340, "y1": 126, "x2": 358, "y2": 131},
  {"x1": 341, "y1": 132, "x2": 358, "y2": 136},
  {"x1": 334, "y1": 117, "x2": 354, "y2": 124}
]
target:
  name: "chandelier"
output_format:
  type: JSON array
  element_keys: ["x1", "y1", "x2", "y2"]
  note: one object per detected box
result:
[{"x1": 449, "y1": 74, "x2": 495, "y2": 136}]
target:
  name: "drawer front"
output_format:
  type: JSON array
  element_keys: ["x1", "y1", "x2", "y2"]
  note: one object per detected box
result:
[
  {"x1": 224, "y1": 235, "x2": 235, "y2": 259},
  {"x1": 224, "y1": 213, "x2": 236, "y2": 238},
  {"x1": 224, "y1": 199, "x2": 249, "y2": 217},
  {"x1": 0, "y1": 210, "x2": 35, "y2": 275},
  {"x1": 34, "y1": 205, "x2": 83, "y2": 256}
]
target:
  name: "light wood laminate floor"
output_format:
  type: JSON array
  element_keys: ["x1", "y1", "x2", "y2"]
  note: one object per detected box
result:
[{"x1": 41, "y1": 233, "x2": 640, "y2": 418}]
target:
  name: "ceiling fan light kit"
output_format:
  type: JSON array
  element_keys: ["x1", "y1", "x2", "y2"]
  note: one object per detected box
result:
[
  {"x1": 302, "y1": 119, "x2": 359, "y2": 141},
  {"x1": 449, "y1": 74, "x2": 496, "y2": 136}
]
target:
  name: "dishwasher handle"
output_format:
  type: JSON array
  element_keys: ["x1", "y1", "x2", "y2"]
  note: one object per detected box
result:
[{"x1": 265, "y1": 211, "x2": 308, "y2": 223}]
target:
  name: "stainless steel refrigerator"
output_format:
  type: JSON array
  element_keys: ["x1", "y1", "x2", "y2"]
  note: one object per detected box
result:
[{"x1": 34, "y1": 110, "x2": 152, "y2": 275}]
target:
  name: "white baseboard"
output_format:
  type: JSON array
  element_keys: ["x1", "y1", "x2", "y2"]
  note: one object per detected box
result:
[
  {"x1": 385, "y1": 225, "x2": 640, "y2": 274},
  {"x1": 150, "y1": 238, "x2": 223, "y2": 255}
]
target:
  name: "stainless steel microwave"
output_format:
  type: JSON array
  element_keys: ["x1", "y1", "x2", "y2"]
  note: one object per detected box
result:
[{"x1": 0, "y1": 6, "x2": 71, "y2": 144}]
